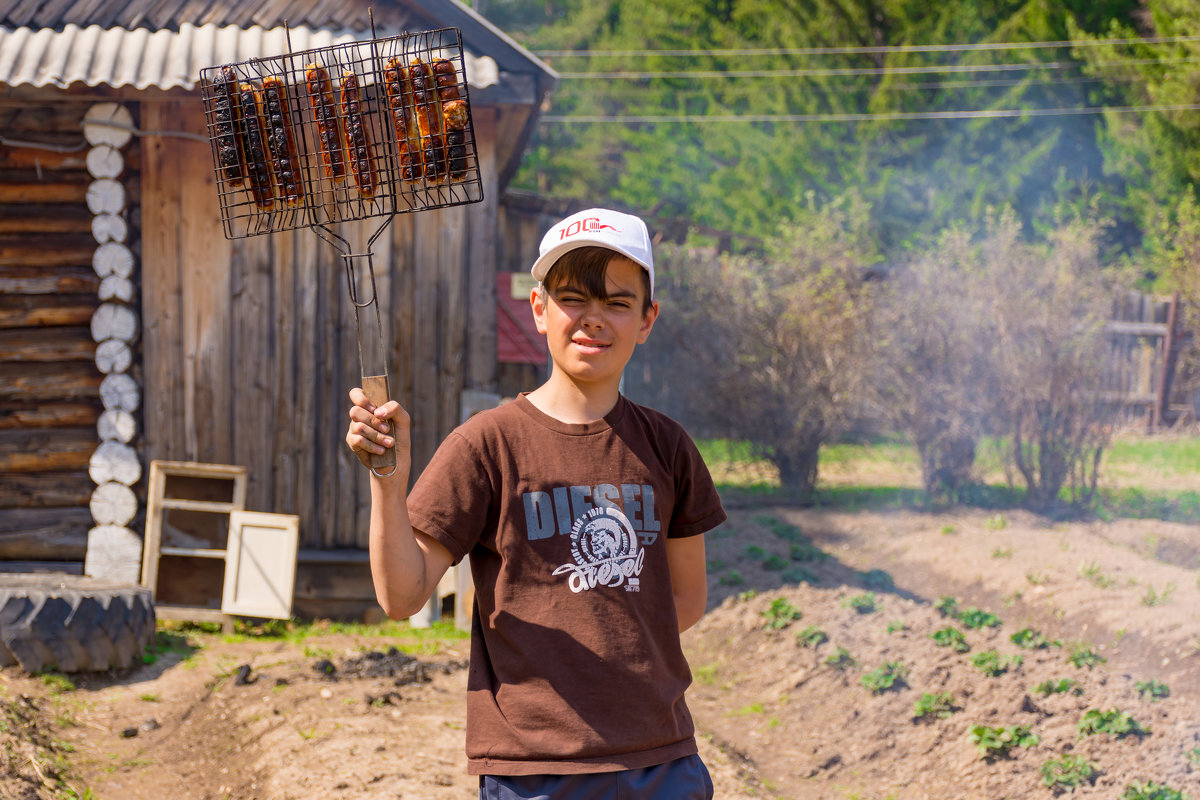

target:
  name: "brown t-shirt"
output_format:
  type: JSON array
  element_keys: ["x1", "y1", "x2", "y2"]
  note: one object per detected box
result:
[{"x1": 407, "y1": 393, "x2": 727, "y2": 776}]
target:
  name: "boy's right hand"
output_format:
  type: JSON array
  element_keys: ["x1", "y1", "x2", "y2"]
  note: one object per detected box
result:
[{"x1": 346, "y1": 387, "x2": 411, "y2": 472}]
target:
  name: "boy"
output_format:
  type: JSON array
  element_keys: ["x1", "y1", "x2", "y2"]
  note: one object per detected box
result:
[{"x1": 346, "y1": 208, "x2": 726, "y2": 798}]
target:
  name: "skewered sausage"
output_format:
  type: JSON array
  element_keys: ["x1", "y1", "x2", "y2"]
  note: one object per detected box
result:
[
  {"x1": 212, "y1": 65, "x2": 245, "y2": 186},
  {"x1": 432, "y1": 59, "x2": 469, "y2": 180},
  {"x1": 383, "y1": 58, "x2": 422, "y2": 182},
  {"x1": 261, "y1": 76, "x2": 304, "y2": 205},
  {"x1": 340, "y1": 69, "x2": 377, "y2": 199},
  {"x1": 305, "y1": 64, "x2": 347, "y2": 183},
  {"x1": 237, "y1": 81, "x2": 274, "y2": 210}
]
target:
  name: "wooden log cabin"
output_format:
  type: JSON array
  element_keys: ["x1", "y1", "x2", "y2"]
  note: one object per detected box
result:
[{"x1": 0, "y1": 0, "x2": 556, "y2": 618}]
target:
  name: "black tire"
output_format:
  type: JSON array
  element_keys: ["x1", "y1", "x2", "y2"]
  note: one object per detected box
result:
[{"x1": 0, "y1": 575, "x2": 155, "y2": 673}]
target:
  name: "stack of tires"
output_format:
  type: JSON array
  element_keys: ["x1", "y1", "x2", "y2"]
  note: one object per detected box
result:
[{"x1": 0, "y1": 575, "x2": 154, "y2": 673}]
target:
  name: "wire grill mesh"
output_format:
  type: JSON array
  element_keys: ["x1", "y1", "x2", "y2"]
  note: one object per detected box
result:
[{"x1": 200, "y1": 27, "x2": 484, "y2": 240}]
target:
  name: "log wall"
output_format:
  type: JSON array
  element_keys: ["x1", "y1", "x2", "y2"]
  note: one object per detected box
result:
[
  {"x1": 139, "y1": 99, "x2": 500, "y2": 553},
  {"x1": 0, "y1": 99, "x2": 136, "y2": 567}
]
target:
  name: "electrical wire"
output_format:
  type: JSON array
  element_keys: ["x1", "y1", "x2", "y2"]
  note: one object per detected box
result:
[
  {"x1": 535, "y1": 33, "x2": 1200, "y2": 58},
  {"x1": 540, "y1": 102, "x2": 1200, "y2": 124},
  {"x1": 557, "y1": 56, "x2": 1193, "y2": 80}
]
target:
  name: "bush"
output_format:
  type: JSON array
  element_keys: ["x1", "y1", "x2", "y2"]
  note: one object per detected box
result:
[
  {"x1": 861, "y1": 661, "x2": 909, "y2": 693},
  {"x1": 1077, "y1": 708, "x2": 1149, "y2": 739},
  {"x1": 968, "y1": 724, "x2": 1039, "y2": 759},
  {"x1": 1119, "y1": 781, "x2": 1189, "y2": 800},
  {"x1": 1040, "y1": 754, "x2": 1097, "y2": 792},
  {"x1": 648, "y1": 195, "x2": 878, "y2": 498},
  {"x1": 930, "y1": 626, "x2": 970, "y2": 653},
  {"x1": 913, "y1": 692, "x2": 957, "y2": 720},
  {"x1": 762, "y1": 598, "x2": 803, "y2": 631}
]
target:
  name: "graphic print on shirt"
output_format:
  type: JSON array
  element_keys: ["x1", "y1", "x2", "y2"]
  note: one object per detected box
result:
[
  {"x1": 521, "y1": 483, "x2": 661, "y2": 546},
  {"x1": 550, "y1": 505, "x2": 644, "y2": 593}
]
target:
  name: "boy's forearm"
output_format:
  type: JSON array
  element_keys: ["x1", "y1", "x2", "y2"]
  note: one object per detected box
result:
[{"x1": 368, "y1": 470, "x2": 435, "y2": 619}]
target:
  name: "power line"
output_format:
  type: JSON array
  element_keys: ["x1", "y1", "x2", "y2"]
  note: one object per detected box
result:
[
  {"x1": 557, "y1": 56, "x2": 1192, "y2": 80},
  {"x1": 539, "y1": 102, "x2": 1200, "y2": 124},
  {"x1": 535, "y1": 33, "x2": 1200, "y2": 58},
  {"x1": 557, "y1": 74, "x2": 1124, "y2": 99}
]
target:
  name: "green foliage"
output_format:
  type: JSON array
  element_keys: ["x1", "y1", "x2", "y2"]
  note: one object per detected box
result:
[
  {"x1": 744, "y1": 544, "x2": 767, "y2": 560},
  {"x1": 789, "y1": 542, "x2": 828, "y2": 563},
  {"x1": 1033, "y1": 678, "x2": 1082, "y2": 696},
  {"x1": 37, "y1": 671, "x2": 75, "y2": 694},
  {"x1": 1135, "y1": 679, "x2": 1170, "y2": 701},
  {"x1": 1187, "y1": 746, "x2": 1200, "y2": 766},
  {"x1": 796, "y1": 626, "x2": 828, "y2": 648},
  {"x1": 958, "y1": 608, "x2": 1002, "y2": 630},
  {"x1": 719, "y1": 570, "x2": 745, "y2": 586},
  {"x1": 762, "y1": 554, "x2": 788, "y2": 571},
  {"x1": 824, "y1": 647, "x2": 858, "y2": 671},
  {"x1": 1077, "y1": 708, "x2": 1149, "y2": 738},
  {"x1": 762, "y1": 597, "x2": 803, "y2": 630},
  {"x1": 886, "y1": 619, "x2": 906, "y2": 634},
  {"x1": 1119, "y1": 782, "x2": 1189, "y2": 800},
  {"x1": 1079, "y1": 561, "x2": 1118, "y2": 588},
  {"x1": 930, "y1": 626, "x2": 970, "y2": 653},
  {"x1": 1039, "y1": 754, "x2": 1097, "y2": 792},
  {"x1": 1067, "y1": 644, "x2": 1106, "y2": 669},
  {"x1": 968, "y1": 724, "x2": 1039, "y2": 759},
  {"x1": 913, "y1": 692, "x2": 957, "y2": 720},
  {"x1": 842, "y1": 592, "x2": 879, "y2": 614},
  {"x1": 1011, "y1": 627, "x2": 1061, "y2": 649},
  {"x1": 1141, "y1": 582, "x2": 1176, "y2": 606},
  {"x1": 985, "y1": 514, "x2": 1009, "y2": 531},
  {"x1": 861, "y1": 662, "x2": 909, "y2": 694},
  {"x1": 934, "y1": 596, "x2": 960, "y2": 618},
  {"x1": 970, "y1": 650, "x2": 1023, "y2": 677}
]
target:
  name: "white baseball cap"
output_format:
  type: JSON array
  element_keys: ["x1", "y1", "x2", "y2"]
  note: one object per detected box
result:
[{"x1": 530, "y1": 208, "x2": 655, "y2": 298}]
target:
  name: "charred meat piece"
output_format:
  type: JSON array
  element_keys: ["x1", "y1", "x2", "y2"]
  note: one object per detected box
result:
[
  {"x1": 261, "y1": 76, "x2": 304, "y2": 205},
  {"x1": 305, "y1": 64, "x2": 347, "y2": 182},
  {"x1": 212, "y1": 65, "x2": 245, "y2": 186},
  {"x1": 237, "y1": 81, "x2": 274, "y2": 210},
  {"x1": 340, "y1": 69, "x2": 377, "y2": 199}
]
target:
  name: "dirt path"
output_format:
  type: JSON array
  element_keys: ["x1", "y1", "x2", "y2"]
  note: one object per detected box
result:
[{"x1": 2, "y1": 505, "x2": 1198, "y2": 800}]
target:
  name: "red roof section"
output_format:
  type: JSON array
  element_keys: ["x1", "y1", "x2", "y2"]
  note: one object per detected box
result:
[{"x1": 497, "y1": 272, "x2": 545, "y2": 365}]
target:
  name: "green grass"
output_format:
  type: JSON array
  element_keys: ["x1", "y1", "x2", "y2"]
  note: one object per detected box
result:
[{"x1": 696, "y1": 436, "x2": 1200, "y2": 522}]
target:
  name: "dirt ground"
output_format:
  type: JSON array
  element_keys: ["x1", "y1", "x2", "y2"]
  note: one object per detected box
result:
[{"x1": 3, "y1": 502, "x2": 1199, "y2": 800}]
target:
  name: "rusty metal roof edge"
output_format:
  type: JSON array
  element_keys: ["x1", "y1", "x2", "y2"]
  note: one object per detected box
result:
[{"x1": 0, "y1": 21, "x2": 501, "y2": 91}]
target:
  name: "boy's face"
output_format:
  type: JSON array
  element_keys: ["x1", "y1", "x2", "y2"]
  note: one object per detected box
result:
[{"x1": 531, "y1": 255, "x2": 659, "y2": 389}]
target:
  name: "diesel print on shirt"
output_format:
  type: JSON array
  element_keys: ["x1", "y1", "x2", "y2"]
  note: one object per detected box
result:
[{"x1": 522, "y1": 483, "x2": 662, "y2": 546}]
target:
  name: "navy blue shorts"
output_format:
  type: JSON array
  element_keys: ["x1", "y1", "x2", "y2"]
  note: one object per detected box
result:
[{"x1": 479, "y1": 754, "x2": 714, "y2": 800}]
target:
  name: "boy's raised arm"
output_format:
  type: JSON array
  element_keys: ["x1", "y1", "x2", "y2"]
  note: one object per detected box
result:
[{"x1": 346, "y1": 388, "x2": 454, "y2": 620}]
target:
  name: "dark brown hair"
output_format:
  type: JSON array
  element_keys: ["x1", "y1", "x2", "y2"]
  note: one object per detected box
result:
[{"x1": 542, "y1": 246, "x2": 653, "y2": 313}]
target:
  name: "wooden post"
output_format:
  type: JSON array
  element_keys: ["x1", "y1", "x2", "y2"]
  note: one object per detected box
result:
[{"x1": 1152, "y1": 293, "x2": 1181, "y2": 430}]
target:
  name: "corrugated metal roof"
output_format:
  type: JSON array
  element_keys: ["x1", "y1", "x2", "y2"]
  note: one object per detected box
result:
[
  {"x1": 0, "y1": 21, "x2": 500, "y2": 90},
  {"x1": 0, "y1": 0, "x2": 411, "y2": 33}
]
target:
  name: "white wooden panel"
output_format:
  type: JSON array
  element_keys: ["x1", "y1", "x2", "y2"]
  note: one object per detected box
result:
[{"x1": 222, "y1": 511, "x2": 299, "y2": 619}]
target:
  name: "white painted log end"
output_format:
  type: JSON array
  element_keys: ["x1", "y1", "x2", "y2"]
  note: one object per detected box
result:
[
  {"x1": 92, "y1": 213, "x2": 128, "y2": 244},
  {"x1": 99, "y1": 373, "x2": 139, "y2": 412},
  {"x1": 97, "y1": 409, "x2": 137, "y2": 443},
  {"x1": 89, "y1": 440, "x2": 141, "y2": 486},
  {"x1": 98, "y1": 275, "x2": 134, "y2": 303},
  {"x1": 83, "y1": 103, "x2": 134, "y2": 149},
  {"x1": 86, "y1": 145, "x2": 124, "y2": 179},
  {"x1": 93, "y1": 242, "x2": 134, "y2": 279},
  {"x1": 84, "y1": 525, "x2": 143, "y2": 583},
  {"x1": 91, "y1": 303, "x2": 138, "y2": 344},
  {"x1": 86, "y1": 179, "x2": 126, "y2": 216},
  {"x1": 90, "y1": 482, "x2": 138, "y2": 526}
]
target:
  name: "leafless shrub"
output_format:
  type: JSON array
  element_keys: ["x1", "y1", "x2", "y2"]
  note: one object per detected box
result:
[
  {"x1": 873, "y1": 227, "x2": 997, "y2": 502},
  {"x1": 651, "y1": 195, "x2": 878, "y2": 498},
  {"x1": 981, "y1": 211, "x2": 1121, "y2": 507}
]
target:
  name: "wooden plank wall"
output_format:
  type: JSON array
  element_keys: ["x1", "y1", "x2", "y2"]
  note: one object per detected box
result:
[
  {"x1": 0, "y1": 98, "x2": 130, "y2": 568},
  {"x1": 139, "y1": 99, "x2": 499, "y2": 558}
]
